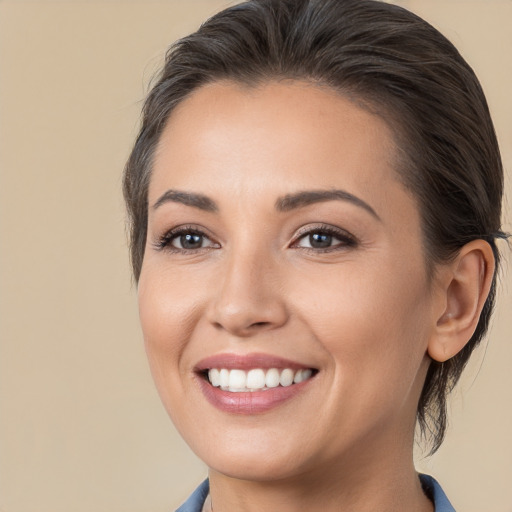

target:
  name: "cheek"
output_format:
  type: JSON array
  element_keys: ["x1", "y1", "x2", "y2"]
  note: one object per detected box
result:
[
  {"x1": 139, "y1": 262, "x2": 205, "y2": 340},
  {"x1": 137, "y1": 267, "x2": 214, "y2": 439},
  {"x1": 137, "y1": 266, "x2": 205, "y2": 393},
  {"x1": 290, "y1": 259, "x2": 432, "y2": 395}
]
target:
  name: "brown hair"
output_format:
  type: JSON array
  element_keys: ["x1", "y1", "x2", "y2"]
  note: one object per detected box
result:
[{"x1": 123, "y1": 0, "x2": 506, "y2": 452}]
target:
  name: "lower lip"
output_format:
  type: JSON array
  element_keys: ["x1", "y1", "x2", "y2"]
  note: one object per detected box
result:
[{"x1": 197, "y1": 375, "x2": 314, "y2": 414}]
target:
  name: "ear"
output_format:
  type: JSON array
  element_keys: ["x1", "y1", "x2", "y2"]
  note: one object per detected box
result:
[{"x1": 428, "y1": 240, "x2": 495, "y2": 363}]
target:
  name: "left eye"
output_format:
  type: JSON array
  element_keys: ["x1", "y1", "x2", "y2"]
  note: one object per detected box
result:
[{"x1": 294, "y1": 229, "x2": 356, "y2": 250}]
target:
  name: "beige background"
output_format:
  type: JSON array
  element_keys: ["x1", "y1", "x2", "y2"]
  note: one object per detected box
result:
[{"x1": 0, "y1": 1, "x2": 510, "y2": 511}]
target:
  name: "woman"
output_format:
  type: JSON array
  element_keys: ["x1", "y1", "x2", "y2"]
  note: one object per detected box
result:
[{"x1": 123, "y1": 0, "x2": 506, "y2": 510}]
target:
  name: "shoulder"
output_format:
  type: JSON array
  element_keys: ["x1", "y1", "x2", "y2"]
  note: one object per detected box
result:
[
  {"x1": 175, "y1": 479, "x2": 209, "y2": 512},
  {"x1": 419, "y1": 474, "x2": 456, "y2": 512}
]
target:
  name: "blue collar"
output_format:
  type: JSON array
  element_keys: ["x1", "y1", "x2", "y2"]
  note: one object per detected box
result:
[{"x1": 176, "y1": 474, "x2": 455, "y2": 511}]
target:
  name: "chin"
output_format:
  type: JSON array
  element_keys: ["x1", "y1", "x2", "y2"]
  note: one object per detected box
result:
[
  {"x1": 209, "y1": 454, "x2": 309, "y2": 483},
  {"x1": 183, "y1": 426, "x2": 314, "y2": 482}
]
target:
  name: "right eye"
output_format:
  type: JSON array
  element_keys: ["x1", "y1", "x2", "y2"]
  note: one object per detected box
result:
[{"x1": 155, "y1": 227, "x2": 219, "y2": 252}]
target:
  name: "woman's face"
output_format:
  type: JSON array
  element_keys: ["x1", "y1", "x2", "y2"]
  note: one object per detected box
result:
[{"x1": 139, "y1": 81, "x2": 441, "y2": 481}]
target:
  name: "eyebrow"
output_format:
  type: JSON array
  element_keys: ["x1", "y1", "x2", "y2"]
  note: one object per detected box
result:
[
  {"x1": 152, "y1": 190, "x2": 218, "y2": 212},
  {"x1": 152, "y1": 188, "x2": 380, "y2": 220},
  {"x1": 275, "y1": 189, "x2": 380, "y2": 220}
]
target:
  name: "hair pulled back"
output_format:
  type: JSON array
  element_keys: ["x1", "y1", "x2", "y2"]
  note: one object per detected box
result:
[{"x1": 124, "y1": 0, "x2": 506, "y2": 452}]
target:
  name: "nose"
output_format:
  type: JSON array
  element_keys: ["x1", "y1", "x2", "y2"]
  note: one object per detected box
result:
[{"x1": 207, "y1": 248, "x2": 289, "y2": 337}]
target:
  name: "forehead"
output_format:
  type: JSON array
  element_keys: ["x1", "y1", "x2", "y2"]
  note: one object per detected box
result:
[
  {"x1": 157, "y1": 80, "x2": 396, "y2": 152},
  {"x1": 148, "y1": 80, "x2": 420, "y2": 235}
]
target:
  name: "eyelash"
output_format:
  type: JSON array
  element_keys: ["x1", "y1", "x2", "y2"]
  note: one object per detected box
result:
[
  {"x1": 291, "y1": 224, "x2": 358, "y2": 253},
  {"x1": 153, "y1": 225, "x2": 218, "y2": 253},
  {"x1": 153, "y1": 224, "x2": 357, "y2": 254}
]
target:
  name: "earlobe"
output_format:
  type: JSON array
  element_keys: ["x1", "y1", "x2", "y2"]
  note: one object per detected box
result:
[{"x1": 428, "y1": 240, "x2": 495, "y2": 363}]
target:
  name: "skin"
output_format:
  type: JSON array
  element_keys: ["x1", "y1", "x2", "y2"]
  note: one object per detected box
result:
[{"x1": 138, "y1": 80, "x2": 494, "y2": 511}]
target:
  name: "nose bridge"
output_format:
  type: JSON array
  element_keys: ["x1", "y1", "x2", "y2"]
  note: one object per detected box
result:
[{"x1": 209, "y1": 239, "x2": 287, "y2": 336}]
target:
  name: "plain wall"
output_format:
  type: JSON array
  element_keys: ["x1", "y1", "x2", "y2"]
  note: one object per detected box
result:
[{"x1": 0, "y1": 1, "x2": 510, "y2": 511}]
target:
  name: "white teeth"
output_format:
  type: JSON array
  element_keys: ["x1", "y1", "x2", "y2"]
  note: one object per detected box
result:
[
  {"x1": 209, "y1": 368, "x2": 220, "y2": 387},
  {"x1": 265, "y1": 368, "x2": 280, "y2": 388},
  {"x1": 207, "y1": 367, "x2": 314, "y2": 392},
  {"x1": 219, "y1": 368, "x2": 229, "y2": 387},
  {"x1": 294, "y1": 368, "x2": 312, "y2": 384},
  {"x1": 302, "y1": 369, "x2": 313, "y2": 380},
  {"x1": 280, "y1": 368, "x2": 294, "y2": 387},
  {"x1": 228, "y1": 369, "x2": 246, "y2": 391},
  {"x1": 246, "y1": 369, "x2": 266, "y2": 389}
]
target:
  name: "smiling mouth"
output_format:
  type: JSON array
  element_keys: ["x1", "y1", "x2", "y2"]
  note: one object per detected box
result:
[{"x1": 203, "y1": 367, "x2": 316, "y2": 392}]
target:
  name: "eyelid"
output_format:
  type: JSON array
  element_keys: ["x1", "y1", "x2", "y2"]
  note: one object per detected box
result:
[
  {"x1": 152, "y1": 222, "x2": 357, "y2": 253},
  {"x1": 152, "y1": 224, "x2": 220, "y2": 252},
  {"x1": 290, "y1": 223, "x2": 358, "y2": 250}
]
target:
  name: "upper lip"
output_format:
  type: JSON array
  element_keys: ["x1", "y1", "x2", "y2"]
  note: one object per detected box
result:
[{"x1": 194, "y1": 352, "x2": 316, "y2": 372}]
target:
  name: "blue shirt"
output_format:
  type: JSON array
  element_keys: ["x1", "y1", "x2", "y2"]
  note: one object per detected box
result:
[{"x1": 176, "y1": 474, "x2": 455, "y2": 511}]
